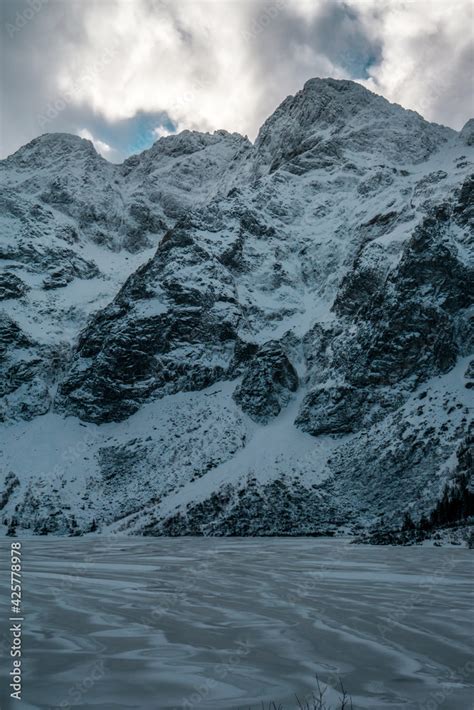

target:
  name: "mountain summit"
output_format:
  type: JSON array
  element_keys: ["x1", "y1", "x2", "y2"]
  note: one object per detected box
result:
[{"x1": 255, "y1": 78, "x2": 454, "y2": 170}]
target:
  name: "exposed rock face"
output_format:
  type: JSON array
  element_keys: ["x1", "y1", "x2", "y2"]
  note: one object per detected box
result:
[
  {"x1": 121, "y1": 130, "x2": 252, "y2": 220},
  {"x1": 0, "y1": 313, "x2": 32, "y2": 356},
  {"x1": 233, "y1": 341, "x2": 298, "y2": 422},
  {"x1": 0, "y1": 272, "x2": 29, "y2": 300},
  {"x1": 297, "y1": 198, "x2": 473, "y2": 436},
  {"x1": 145, "y1": 477, "x2": 341, "y2": 536},
  {"x1": 459, "y1": 119, "x2": 474, "y2": 146},
  {"x1": 0, "y1": 346, "x2": 49, "y2": 422},
  {"x1": 255, "y1": 78, "x2": 453, "y2": 171},
  {"x1": 56, "y1": 224, "x2": 243, "y2": 422},
  {"x1": 296, "y1": 385, "x2": 385, "y2": 435},
  {"x1": 0, "y1": 78, "x2": 472, "y2": 538}
]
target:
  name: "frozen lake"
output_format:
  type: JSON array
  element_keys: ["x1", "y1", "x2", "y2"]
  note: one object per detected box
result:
[{"x1": 0, "y1": 538, "x2": 473, "y2": 709}]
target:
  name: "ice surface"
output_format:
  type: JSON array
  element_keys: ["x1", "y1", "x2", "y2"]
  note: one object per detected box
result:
[{"x1": 0, "y1": 538, "x2": 472, "y2": 709}]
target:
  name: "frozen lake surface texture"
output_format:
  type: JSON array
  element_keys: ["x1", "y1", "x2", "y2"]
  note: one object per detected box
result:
[{"x1": 0, "y1": 538, "x2": 473, "y2": 709}]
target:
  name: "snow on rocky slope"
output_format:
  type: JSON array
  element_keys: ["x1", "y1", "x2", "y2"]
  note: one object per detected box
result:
[{"x1": 0, "y1": 78, "x2": 472, "y2": 537}]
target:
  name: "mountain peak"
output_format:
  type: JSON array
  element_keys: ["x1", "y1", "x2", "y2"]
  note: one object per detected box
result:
[
  {"x1": 141, "y1": 128, "x2": 249, "y2": 159},
  {"x1": 120, "y1": 128, "x2": 251, "y2": 193},
  {"x1": 302, "y1": 76, "x2": 367, "y2": 93},
  {"x1": 459, "y1": 118, "x2": 474, "y2": 146},
  {"x1": 255, "y1": 77, "x2": 453, "y2": 170},
  {"x1": 3, "y1": 132, "x2": 101, "y2": 168}
]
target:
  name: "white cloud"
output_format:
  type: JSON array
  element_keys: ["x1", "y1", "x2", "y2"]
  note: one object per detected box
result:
[
  {"x1": 153, "y1": 125, "x2": 177, "y2": 140},
  {"x1": 50, "y1": 0, "x2": 352, "y2": 141},
  {"x1": 59, "y1": 0, "x2": 262, "y2": 136},
  {"x1": 353, "y1": 0, "x2": 474, "y2": 129},
  {"x1": 1, "y1": 0, "x2": 472, "y2": 159},
  {"x1": 77, "y1": 128, "x2": 115, "y2": 159},
  {"x1": 53, "y1": 0, "x2": 473, "y2": 141}
]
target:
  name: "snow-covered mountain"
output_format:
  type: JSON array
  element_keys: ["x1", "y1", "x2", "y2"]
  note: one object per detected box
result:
[{"x1": 1, "y1": 78, "x2": 472, "y2": 537}]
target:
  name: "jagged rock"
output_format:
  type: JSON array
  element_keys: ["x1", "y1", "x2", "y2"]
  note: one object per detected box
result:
[
  {"x1": 357, "y1": 168, "x2": 394, "y2": 196},
  {"x1": 327, "y1": 205, "x2": 473, "y2": 396},
  {"x1": 0, "y1": 239, "x2": 100, "y2": 280},
  {"x1": 0, "y1": 272, "x2": 29, "y2": 300},
  {"x1": 56, "y1": 224, "x2": 242, "y2": 422},
  {"x1": 454, "y1": 174, "x2": 474, "y2": 227},
  {"x1": 255, "y1": 78, "x2": 453, "y2": 172},
  {"x1": 233, "y1": 341, "x2": 298, "y2": 422},
  {"x1": 0, "y1": 314, "x2": 32, "y2": 355},
  {"x1": 326, "y1": 392, "x2": 472, "y2": 531},
  {"x1": 297, "y1": 385, "x2": 364, "y2": 435},
  {"x1": 43, "y1": 268, "x2": 74, "y2": 290},
  {"x1": 333, "y1": 244, "x2": 389, "y2": 317},
  {"x1": 143, "y1": 477, "x2": 341, "y2": 536},
  {"x1": 459, "y1": 118, "x2": 474, "y2": 146},
  {"x1": 55, "y1": 224, "x2": 79, "y2": 244},
  {"x1": 296, "y1": 385, "x2": 398, "y2": 435},
  {"x1": 0, "y1": 473, "x2": 20, "y2": 511},
  {"x1": 465, "y1": 359, "x2": 474, "y2": 380},
  {"x1": 40, "y1": 176, "x2": 74, "y2": 205},
  {"x1": 395, "y1": 211, "x2": 473, "y2": 312},
  {"x1": 452, "y1": 428, "x2": 474, "y2": 480}
]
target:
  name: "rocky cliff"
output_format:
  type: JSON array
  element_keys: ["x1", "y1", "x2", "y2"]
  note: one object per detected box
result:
[{"x1": 0, "y1": 78, "x2": 472, "y2": 538}]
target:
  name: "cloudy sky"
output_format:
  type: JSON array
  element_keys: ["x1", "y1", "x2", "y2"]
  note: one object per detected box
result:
[{"x1": 1, "y1": 0, "x2": 473, "y2": 162}]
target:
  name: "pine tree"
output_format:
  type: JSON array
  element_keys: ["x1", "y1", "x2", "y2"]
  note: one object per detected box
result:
[
  {"x1": 418, "y1": 514, "x2": 430, "y2": 531},
  {"x1": 425, "y1": 473, "x2": 474, "y2": 530}
]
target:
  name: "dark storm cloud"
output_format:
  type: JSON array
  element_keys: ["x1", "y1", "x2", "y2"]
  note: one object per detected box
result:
[{"x1": 249, "y1": 1, "x2": 382, "y2": 78}]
